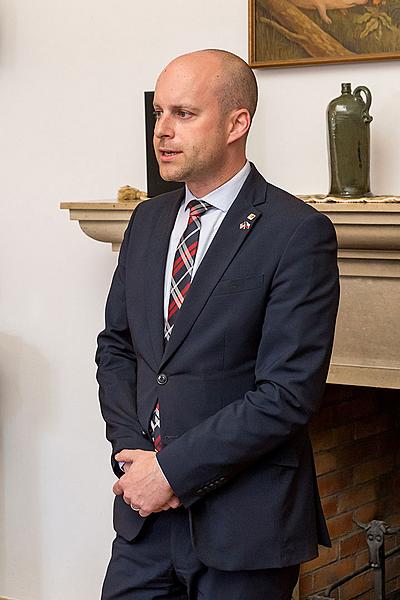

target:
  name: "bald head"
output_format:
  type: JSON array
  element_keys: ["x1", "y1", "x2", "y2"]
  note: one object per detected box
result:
[
  {"x1": 199, "y1": 49, "x2": 258, "y2": 120},
  {"x1": 162, "y1": 49, "x2": 258, "y2": 123}
]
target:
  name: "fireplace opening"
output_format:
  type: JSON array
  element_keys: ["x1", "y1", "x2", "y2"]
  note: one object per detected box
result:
[{"x1": 299, "y1": 384, "x2": 400, "y2": 600}]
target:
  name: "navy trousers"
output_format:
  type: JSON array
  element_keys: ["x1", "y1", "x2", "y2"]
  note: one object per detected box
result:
[{"x1": 102, "y1": 507, "x2": 299, "y2": 600}]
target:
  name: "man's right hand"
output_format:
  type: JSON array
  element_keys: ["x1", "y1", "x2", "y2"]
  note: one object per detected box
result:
[{"x1": 121, "y1": 460, "x2": 181, "y2": 512}]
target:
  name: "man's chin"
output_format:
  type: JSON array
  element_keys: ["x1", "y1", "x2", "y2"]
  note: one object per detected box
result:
[{"x1": 159, "y1": 168, "x2": 185, "y2": 183}]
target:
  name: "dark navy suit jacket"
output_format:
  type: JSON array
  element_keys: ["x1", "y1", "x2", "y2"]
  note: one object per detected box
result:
[{"x1": 96, "y1": 164, "x2": 339, "y2": 571}]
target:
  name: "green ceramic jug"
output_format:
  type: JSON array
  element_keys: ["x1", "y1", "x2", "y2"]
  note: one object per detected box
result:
[{"x1": 327, "y1": 83, "x2": 373, "y2": 198}]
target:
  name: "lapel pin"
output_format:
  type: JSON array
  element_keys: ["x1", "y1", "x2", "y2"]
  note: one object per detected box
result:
[
  {"x1": 240, "y1": 221, "x2": 251, "y2": 230},
  {"x1": 247, "y1": 213, "x2": 256, "y2": 221}
]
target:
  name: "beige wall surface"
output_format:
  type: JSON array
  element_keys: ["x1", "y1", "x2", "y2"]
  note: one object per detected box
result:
[{"x1": 0, "y1": 1, "x2": 399, "y2": 599}]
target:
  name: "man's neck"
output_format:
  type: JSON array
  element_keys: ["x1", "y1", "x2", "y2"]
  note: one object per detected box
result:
[{"x1": 187, "y1": 158, "x2": 248, "y2": 198}]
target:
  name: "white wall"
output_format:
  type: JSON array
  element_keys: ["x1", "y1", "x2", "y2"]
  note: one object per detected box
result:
[{"x1": 0, "y1": 1, "x2": 399, "y2": 598}]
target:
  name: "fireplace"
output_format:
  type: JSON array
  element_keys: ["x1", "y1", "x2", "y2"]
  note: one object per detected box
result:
[{"x1": 299, "y1": 384, "x2": 400, "y2": 599}]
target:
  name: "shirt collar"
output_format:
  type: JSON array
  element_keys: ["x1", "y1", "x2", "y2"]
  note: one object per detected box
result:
[{"x1": 184, "y1": 161, "x2": 251, "y2": 213}]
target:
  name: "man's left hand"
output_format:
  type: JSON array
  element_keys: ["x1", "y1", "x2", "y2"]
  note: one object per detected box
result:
[{"x1": 113, "y1": 449, "x2": 180, "y2": 517}]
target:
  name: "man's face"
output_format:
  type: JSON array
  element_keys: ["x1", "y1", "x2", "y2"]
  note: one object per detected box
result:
[{"x1": 153, "y1": 55, "x2": 230, "y2": 191}]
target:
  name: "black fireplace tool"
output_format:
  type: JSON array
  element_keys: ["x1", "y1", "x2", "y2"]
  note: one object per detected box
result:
[{"x1": 306, "y1": 519, "x2": 400, "y2": 600}]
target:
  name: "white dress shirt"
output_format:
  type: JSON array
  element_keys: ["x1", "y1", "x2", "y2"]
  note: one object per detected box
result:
[{"x1": 163, "y1": 161, "x2": 251, "y2": 321}]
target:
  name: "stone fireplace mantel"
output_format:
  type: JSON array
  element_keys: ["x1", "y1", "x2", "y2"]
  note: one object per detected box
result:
[
  {"x1": 60, "y1": 198, "x2": 400, "y2": 390},
  {"x1": 307, "y1": 201, "x2": 400, "y2": 391}
]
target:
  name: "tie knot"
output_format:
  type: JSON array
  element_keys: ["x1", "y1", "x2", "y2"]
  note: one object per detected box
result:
[{"x1": 187, "y1": 199, "x2": 212, "y2": 219}]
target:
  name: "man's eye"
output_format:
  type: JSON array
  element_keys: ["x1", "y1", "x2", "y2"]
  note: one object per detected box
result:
[
  {"x1": 153, "y1": 111, "x2": 162, "y2": 120},
  {"x1": 177, "y1": 110, "x2": 191, "y2": 119}
]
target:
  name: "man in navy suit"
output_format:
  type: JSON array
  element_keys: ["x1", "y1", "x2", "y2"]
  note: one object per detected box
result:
[{"x1": 96, "y1": 49, "x2": 339, "y2": 600}]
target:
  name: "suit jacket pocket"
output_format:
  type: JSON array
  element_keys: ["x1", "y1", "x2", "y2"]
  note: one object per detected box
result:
[
  {"x1": 262, "y1": 444, "x2": 300, "y2": 468},
  {"x1": 213, "y1": 275, "x2": 264, "y2": 296}
]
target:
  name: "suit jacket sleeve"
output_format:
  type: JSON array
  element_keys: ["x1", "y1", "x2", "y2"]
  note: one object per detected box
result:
[
  {"x1": 157, "y1": 211, "x2": 340, "y2": 506},
  {"x1": 96, "y1": 207, "x2": 154, "y2": 477}
]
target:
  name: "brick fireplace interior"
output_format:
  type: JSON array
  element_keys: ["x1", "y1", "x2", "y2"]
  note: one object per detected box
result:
[{"x1": 299, "y1": 384, "x2": 400, "y2": 599}]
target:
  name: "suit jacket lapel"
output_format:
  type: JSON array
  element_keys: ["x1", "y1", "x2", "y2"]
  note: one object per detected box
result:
[
  {"x1": 144, "y1": 189, "x2": 184, "y2": 368},
  {"x1": 159, "y1": 166, "x2": 267, "y2": 370}
]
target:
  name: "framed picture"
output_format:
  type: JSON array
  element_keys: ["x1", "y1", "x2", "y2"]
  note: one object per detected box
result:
[{"x1": 249, "y1": 0, "x2": 400, "y2": 68}]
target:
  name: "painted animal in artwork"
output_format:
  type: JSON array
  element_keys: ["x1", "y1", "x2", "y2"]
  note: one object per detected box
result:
[{"x1": 288, "y1": 0, "x2": 368, "y2": 24}]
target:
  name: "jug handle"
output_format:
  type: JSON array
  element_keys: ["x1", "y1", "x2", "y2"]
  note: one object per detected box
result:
[{"x1": 354, "y1": 86, "x2": 372, "y2": 110}]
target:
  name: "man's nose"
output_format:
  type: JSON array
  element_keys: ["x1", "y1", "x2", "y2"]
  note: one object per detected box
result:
[{"x1": 154, "y1": 114, "x2": 174, "y2": 139}]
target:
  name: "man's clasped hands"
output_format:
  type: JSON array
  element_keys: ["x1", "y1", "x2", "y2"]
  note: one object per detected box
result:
[{"x1": 113, "y1": 449, "x2": 181, "y2": 518}]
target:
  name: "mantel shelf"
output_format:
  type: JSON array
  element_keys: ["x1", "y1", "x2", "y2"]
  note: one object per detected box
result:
[
  {"x1": 60, "y1": 197, "x2": 400, "y2": 390},
  {"x1": 60, "y1": 197, "x2": 400, "y2": 252},
  {"x1": 60, "y1": 200, "x2": 143, "y2": 251}
]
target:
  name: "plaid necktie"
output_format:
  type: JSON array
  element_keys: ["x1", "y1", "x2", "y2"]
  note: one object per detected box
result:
[{"x1": 150, "y1": 199, "x2": 212, "y2": 451}]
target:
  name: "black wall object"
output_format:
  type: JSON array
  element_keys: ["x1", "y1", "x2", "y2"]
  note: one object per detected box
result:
[{"x1": 144, "y1": 91, "x2": 184, "y2": 198}]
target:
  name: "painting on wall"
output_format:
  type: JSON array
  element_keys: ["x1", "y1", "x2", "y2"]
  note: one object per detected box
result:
[{"x1": 249, "y1": 0, "x2": 400, "y2": 67}]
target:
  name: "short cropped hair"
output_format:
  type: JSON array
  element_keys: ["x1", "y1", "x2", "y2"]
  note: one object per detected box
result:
[{"x1": 200, "y1": 49, "x2": 258, "y2": 120}]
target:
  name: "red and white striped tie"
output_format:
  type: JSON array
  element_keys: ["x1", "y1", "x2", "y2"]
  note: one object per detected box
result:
[{"x1": 150, "y1": 199, "x2": 212, "y2": 451}]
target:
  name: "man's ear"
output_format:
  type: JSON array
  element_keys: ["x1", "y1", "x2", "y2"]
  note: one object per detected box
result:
[{"x1": 227, "y1": 108, "x2": 251, "y2": 145}]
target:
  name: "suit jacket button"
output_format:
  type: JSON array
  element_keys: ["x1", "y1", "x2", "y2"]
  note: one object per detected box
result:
[
  {"x1": 141, "y1": 430, "x2": 149, "y2": 439},
  {"x1": 157, "y1": 373, "x2": 168, "y2": 385}
]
